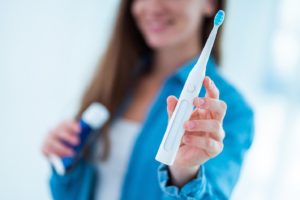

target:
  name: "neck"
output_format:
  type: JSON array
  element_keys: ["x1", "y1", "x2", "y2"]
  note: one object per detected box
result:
[{"x1": 152, "y1": 36, "x2": 201, "y2": 79}]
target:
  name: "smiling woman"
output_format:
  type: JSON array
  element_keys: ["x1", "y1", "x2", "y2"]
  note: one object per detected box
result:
[
  {"x1": 3, "y1": 0, "x2": 300, "y2": 199},
  {"x1": 132, "y1": 0, "x2": 207, "y2": 49},
  {"x1": 41, "y1": 0, "x2": 254, "y2": 200}
]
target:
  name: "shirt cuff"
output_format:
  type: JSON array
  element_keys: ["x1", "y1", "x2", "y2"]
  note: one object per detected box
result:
[
  {"x1": 50, "y1": 159, "x2": 85, "y2": 185},
  {"x1": 157, "y1": 164, "x2": 207, "y2": 199}
]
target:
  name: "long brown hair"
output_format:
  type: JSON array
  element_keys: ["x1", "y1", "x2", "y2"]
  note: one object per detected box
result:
[{"x1": 77, "y1": 0, "x2": 225, "y2": 160}]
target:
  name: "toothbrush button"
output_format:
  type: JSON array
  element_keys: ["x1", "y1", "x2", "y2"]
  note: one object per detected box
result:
[{"x1": 187, "y1": 84, "x2": 195, "y2": 92}]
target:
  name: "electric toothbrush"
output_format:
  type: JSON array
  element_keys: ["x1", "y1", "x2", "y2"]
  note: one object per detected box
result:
[{"x1": 155, "y1": 10, "x2": 225, "y2": 165}]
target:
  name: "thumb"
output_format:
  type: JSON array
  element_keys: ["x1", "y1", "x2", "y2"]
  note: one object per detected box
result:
[
  {"x1": 166, "y1": 95, "x2": 178, "y2": 119},
  {"x1": 204, "y1": 76, "x2": 219, "y2": 99}
]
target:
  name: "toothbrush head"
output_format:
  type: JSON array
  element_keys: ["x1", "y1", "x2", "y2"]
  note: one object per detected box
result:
[{"x1": 214, "y1": 10, "x2": 225, "y2": 27}]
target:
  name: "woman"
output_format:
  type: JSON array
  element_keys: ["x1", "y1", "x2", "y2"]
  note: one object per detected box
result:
[{"x1": 42, "y1": 0, "x2": 254, "y2": 199}]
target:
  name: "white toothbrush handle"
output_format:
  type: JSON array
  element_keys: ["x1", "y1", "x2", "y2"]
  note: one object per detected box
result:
[
  {"x1": 155, "y1": 10, "x2": 225, "y2": 166},
  {"x1": 156, "y1": 82, "x2": 202, "y2": 165},
  {"x1": 155, "y1": 26, "x2": 216, "y2": 165}
]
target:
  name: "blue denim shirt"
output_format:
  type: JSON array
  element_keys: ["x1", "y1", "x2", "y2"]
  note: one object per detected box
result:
[{"x1": 50, "y1": 57, "x2": 254, "y2": 200}]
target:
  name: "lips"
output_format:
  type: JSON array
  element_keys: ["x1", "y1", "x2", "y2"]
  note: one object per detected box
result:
[{"x1": 144, "y1": 19, "x2": 173, "y2": 33}]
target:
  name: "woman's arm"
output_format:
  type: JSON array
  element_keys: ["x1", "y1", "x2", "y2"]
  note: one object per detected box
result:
[{"x1": 158, "y1": 76, "x2": 254, "y2": 199}]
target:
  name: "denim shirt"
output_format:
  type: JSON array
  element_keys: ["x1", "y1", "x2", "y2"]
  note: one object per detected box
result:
[{"x1": 50, "y1": 57, "x2": 254, "y2": 200}]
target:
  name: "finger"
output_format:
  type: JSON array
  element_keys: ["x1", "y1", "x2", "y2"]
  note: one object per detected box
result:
[
  {"x1": 189, "y1": 108, "x2": 208, "y2": 120},
  {"x1": 188, "y1": 109, "x2": 213, "y2": 139},
  {"x1": 182, "y1": 135, "x2": 223, "y2": 157},
  {"x1": 204, "y1": 76, "x2": 219, "y2": 99},
  {"x1": 53, "y1": 129, "x2": 80, "y2": 145},
  {"x1": 184, "y1": 119, "x2": 225, "y2": 141},
  {"x1": 47, "y1": 138, "x2": 75, "y2": 157},
  {"x1": 193, "y1": 97, "x2": 227, "y2": 121},
  {"x1": 58, "y1": 120, "x2": 81, "y2": 135},
  {"x1": 166, "y1": 95, "x2": 178, "y2": 118},
  {"x1": 41, "y1": 142, "x2": 51, "y2": 157},
  {"x1": 185, "y1": 130, "x2": 206, "y2": 137}
]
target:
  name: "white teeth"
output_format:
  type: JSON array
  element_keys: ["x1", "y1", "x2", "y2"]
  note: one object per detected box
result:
[{"x1": 147, "y1": 21, "x2": 167, "y2": 30}]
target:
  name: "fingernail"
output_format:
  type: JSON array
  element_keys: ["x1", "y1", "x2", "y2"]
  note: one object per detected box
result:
[
  {"x1": 212, "y1": 141, "x2": 218, "y2": 149},
  {"x1": 188, "y1": 121, "x2": 195, "y2": 129},
  {"x1": 197, "y1": 98, "x2": 205, "y2": 106}
]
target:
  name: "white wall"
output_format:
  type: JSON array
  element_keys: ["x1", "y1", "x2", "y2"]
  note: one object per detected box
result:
[
  {"x1": 1, "y1": 0, "x2": 299, "y2": 199},
  {"x1": 223, "y1": 1, "x2": 300, "y2": 199},
  {"x1": 0, "y1": 0, "x2": 119, "y2": 199}
]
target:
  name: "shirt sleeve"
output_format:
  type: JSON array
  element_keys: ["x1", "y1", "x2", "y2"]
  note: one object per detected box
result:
[
  {"x1": 157, "y1": 98, "x2": 254, "y2": 200},
  {"x1": 49, "y1": 159, "x2": 96, "y2": 200},
  {"x1": 158, "y1": 164, "x2": 210, "y2": 199}
]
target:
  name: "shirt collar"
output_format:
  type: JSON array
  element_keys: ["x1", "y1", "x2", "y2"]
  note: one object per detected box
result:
[
  {"x1": 172, "y1": 55, "x2": 216, "y2": 84},
  {"x1": 136, "y1": 54, "x2": 217, "y2": 84}
]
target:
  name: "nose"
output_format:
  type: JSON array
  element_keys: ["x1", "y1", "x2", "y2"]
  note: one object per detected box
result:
[{"x1": 144, "y1": 0, "x2": 165, "y2": 16}]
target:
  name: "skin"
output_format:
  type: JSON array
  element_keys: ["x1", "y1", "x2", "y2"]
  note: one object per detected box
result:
[
  {"x1": 42, "y1": 0, "x2": 227, "y2": 189},
  {"x1": 166, "y1": 77, "x2": 226, "y2": 187}
]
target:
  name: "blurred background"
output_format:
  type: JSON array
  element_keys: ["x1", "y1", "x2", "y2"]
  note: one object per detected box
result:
[{"x1": 0, "y1": 0, "x2": 299, "y2": 199}]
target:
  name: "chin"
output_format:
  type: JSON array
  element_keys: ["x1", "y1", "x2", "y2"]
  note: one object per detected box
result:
[{"x1": 145, "y1": 36, "x2": 175, "y2": 50}]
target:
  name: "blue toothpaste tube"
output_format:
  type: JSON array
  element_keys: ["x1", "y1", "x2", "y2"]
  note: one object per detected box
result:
[{"x1": 49, "y1": 102, "x2": 109, "y2": 175}]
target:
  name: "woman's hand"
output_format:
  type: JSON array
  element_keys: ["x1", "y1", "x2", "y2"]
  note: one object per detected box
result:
[
  {"x1": 166, "y1": 76, "x2": 227, "y2": 187},
  {"x1": 41, "y1": 120, "x2": 81, "y2": 158}
]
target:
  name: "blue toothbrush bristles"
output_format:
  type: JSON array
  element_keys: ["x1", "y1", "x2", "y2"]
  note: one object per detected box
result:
[{"x1": 214, "y1": 10, "x2": 225, "y2": 27}]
